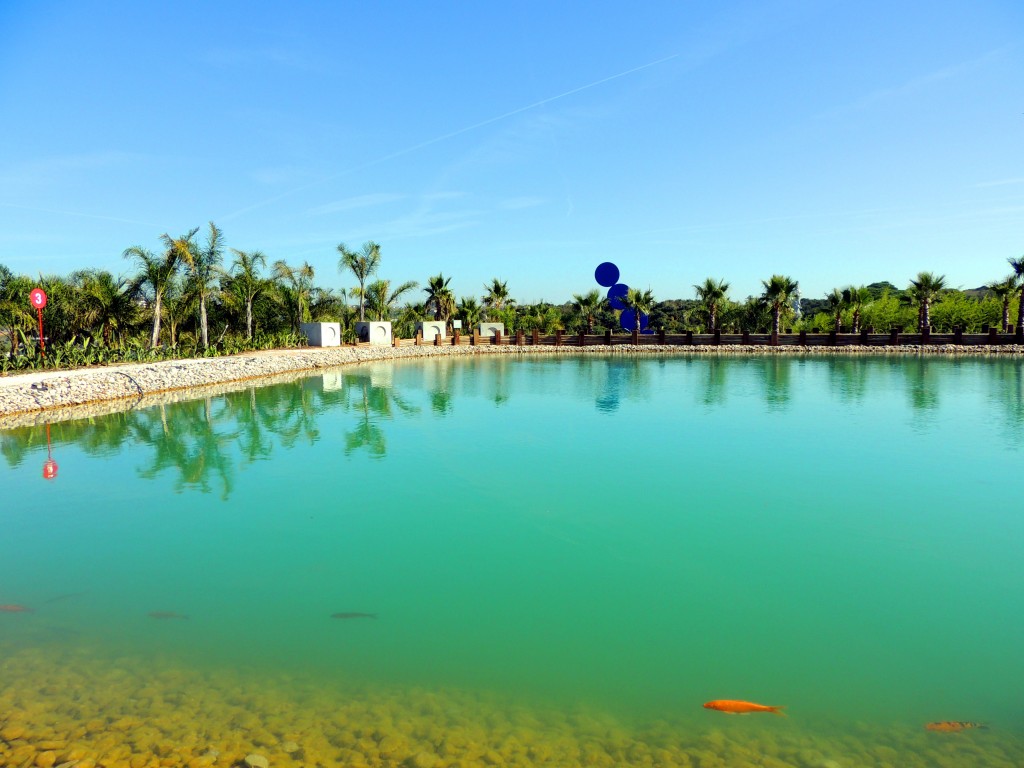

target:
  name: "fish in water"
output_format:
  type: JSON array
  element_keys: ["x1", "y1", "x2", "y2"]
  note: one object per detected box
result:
[
  {"x1": 703, "y1": 700, "x2": 786, "y2": 716},
  {"x1": 925, "y1": 721, "x2": 987, "y2": 732},
  {"x1": 0, "y1": 604, "x2": 32, "y2": 613},
  {"x1": 148, "y1": 611, "x2": 188, "y2": 620},
  {"x1": 331, "y1": 612, "x2": 377, "y2": 619}
]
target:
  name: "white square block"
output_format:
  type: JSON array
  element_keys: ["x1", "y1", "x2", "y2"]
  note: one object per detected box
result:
[
  {"x1": 355, "y1": 321, "x2": 392, "y2": 345},
  {"x1": 417, "y1": 321, "x2": 446, "y2": 340},
  {"x1": 300, "y1": 322, "x2": 342, "y2": 347},
  {"x1": 477, "y1": 322, "x2": 505, "y2": 338}
]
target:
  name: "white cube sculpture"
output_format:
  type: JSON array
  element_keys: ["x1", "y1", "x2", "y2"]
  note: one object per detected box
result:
[
  {"x1": 300, "y1": 322, "x2": 341, "y2": 347},
  {"x1": 355, "y1": 321, "x2": 392, "y2": 345},
  {"x1": 417, "y1": 321, "x2": 446, "y2": 340},
  {"x1": 477, "y1": 322, "x2": 505, "y2": 339}
]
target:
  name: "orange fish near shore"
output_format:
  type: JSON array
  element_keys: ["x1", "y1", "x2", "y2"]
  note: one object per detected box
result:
[
  {"x1": 704, "y1": 700, "x2": 786, "y2": 716},
  {"x1": 925, "y1": 721, "x2": 987, "y2": 732},
  {"x1": 0, "y1": 604, "x2": 32, "y2": 613}
]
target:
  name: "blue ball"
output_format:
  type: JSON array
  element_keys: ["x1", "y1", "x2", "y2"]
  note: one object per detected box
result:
[
  {"x1": 607, "y1": 283, "x2": 629, "y2": 310},
  {"x1": 595, "y1": 262, "x2": 620, "y2": 288}
]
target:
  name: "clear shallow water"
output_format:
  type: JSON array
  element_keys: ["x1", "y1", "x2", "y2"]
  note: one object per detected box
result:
[{"x1": 2, "y1": 355, "x2": 1023, "y2": 766}]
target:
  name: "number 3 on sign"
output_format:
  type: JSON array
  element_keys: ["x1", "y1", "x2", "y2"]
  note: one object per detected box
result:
[{"x1": 30, "y1": 288, "x2": 47, "y2": 309}]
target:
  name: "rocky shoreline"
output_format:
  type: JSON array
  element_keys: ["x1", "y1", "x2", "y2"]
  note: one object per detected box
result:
[{"x1": 1, "y1": 342, "x2": 1022, "y2": 427}]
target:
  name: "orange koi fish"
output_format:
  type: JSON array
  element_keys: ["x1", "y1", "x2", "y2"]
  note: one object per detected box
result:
[
  {"x1": 925, "y1": 721, "x2": 987, "y2": 732},
  {"x1": 0, "y1": 604, "x2": 32, "y2": 613},
  {"x1": 703, "y1": 700, "x2": 786, "y2": 716}
]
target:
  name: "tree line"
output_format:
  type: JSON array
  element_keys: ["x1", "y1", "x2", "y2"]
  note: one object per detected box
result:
[{"x1": 1, "y1": 223, "x2": 1022, "y2": 371}]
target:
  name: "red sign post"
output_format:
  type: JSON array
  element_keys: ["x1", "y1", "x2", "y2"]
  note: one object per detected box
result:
[{"x1": 30, "y1": 288, "x2": 47, "y2": 360}]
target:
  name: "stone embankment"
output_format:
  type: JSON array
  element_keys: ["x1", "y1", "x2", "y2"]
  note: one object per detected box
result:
[{"x1": 1, "y1": 342, "x2": 1022, "y2": 426}]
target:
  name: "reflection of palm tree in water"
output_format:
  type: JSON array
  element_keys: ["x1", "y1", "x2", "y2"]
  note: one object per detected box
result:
[
  {"x1": 592, "y1": 358, "x2": 649, "y2": 413},
  {"x1": 488, "y1": 358, "x2": 510, "y2": 406},
  {"x1": 135, "y1": 398, "x2": 240, "y2": 499},
  {"x1": 1, "y1": 375, "x2": 410, "y2": 494},
  {"x1": 986, "y1": 361, "x2": 1024, "y2": 442},
  {"x1": 763, "y1": 357, "x2": 792, "y2": 409},
  {"x1": 342, "y1": 373, "x2": 418, "y2": 458},
  {"x1": 903, "y1": 358, "x2": 939, "y2": 413},
  {"x1": 227, "y1": 387, "x2": 274, "y2": 464},
  {"x1": 701, "y1": 358, "x2": 728, "y2": 406},
  {"x1": 1, "y1": 411, "x2": 136, "y2": 469},
  {"x1": 826, "y1": 358, "x2": 869, "y2": 403}
]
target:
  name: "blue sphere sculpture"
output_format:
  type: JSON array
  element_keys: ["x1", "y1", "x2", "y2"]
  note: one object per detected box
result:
[
  {"x1": 595, "y1": 262, "x2": 620, "y2": 288},
  {"x1": 619, "y1": 310, "x2": 651, "y2": 332},
  {"x1": 607, "y1": 283, "x2": 629, "y2": 310}
]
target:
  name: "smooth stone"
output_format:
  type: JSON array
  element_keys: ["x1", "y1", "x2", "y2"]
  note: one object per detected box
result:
[
  {"x1": 404, "y1": 752, "x2": 439, "y2": 768},
  {"x1": 243, "y1": 754, "x2": 269, "y2": 768}
]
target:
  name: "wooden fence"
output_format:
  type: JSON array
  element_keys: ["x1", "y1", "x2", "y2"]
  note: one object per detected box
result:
[{"x1": 371, "y1": 327, "x2": 1024, "y2": 349}]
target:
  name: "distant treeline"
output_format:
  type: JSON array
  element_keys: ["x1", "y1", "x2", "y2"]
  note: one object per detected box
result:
[{"x1": 1, "y1": 222, "x2": 1022, "y2": 372}]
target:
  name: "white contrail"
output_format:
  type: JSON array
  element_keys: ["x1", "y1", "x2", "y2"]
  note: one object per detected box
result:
[{"x1": 219, "y1": 53, "x2": 680, "y2": 221}]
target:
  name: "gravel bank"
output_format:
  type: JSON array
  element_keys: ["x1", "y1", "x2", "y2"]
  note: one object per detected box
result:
[{"x1": 2, "y1": 342, "x2": 1022, "y2": 427}]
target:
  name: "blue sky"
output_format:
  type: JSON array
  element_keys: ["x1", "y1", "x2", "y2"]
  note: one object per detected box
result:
[{"x1": 1, "y1": 0, "x2": 1021, "y2": 304}]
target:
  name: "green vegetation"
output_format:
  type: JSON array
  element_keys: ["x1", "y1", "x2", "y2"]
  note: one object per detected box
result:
[{"x1": 1, "y1": 228, "x2": 1022, "y2": 374}]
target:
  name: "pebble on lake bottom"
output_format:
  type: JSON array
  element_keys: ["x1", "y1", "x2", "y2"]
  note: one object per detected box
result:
[{"x1": 0, "y1": 643, "x2": 1021, "y2": 768}]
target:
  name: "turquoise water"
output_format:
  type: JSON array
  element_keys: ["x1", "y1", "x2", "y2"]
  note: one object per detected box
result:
[{"x1": 2, "y1": 355, "x2": 1023, "y2": 765}]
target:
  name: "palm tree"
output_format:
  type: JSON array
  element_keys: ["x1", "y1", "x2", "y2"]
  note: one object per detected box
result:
[
  {"x1": 842, "y1": 285, "x2": 871, "y2": 333},
  {"x1": 520, "y1": 304, "x2": 562, "y2": 334},
  {"x1": 75, "y1": 270, "x2": 137, "y2": 347},
  {"x1": 1009, "y1": 256, "x2": 1024, "y2": 333},
  {"x1": 364, "y1": 279, "x2": 418, "y2": 321},
  {"x1": 987, "y1": 275, "x2": 1018, "y2": 332},
  {"x1": 0, "y1": 265, "x2": 34, "y2": 356},
  {"x1": 621, "y1": 288, "x2": 656, "y2": 334},
  {"x1": 483, "y1": 278, "x2": 514, "y2": 318},
  {"x1": 571, "y1": 289, "x2": 604, "y2": 333},
  {"x1": 694, "y1": 278, "x2": 729, "y2": 332},
  {"x1": 226, "y1": 249, "x2": 271, "y2": 339},
  {"x1": 124, "y1": 229, "x2": 195, "y2": 348},
  {"x1": 423, "y1": 273, "x2": 456, "y2": 323},
  {"x1": 177, "y1": 222, "x2": 224, "y2": 349},
  {"x1": 761, "y1": 275, "x2": 799, "y2": 336},
  {"x1": 457, "y1": 296, "x2": 482, "y2": 330},
  {"x1": 161, "y1": 275, "x2": 196, "y2": 348},
  {"x1": 338, "y1": 241, "x2": 381, "y2": 322},
  {"x1": 273, "y1": 260, "x2": 315, "y2": 333},
  {"x1": 825, "y1": 288, "x2": 846, "y2": 332},
  {"x1": 907, "y1": 272, "x2": 946, "y2": 333}
]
